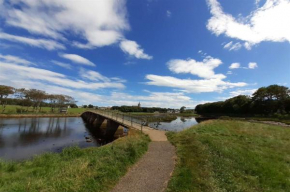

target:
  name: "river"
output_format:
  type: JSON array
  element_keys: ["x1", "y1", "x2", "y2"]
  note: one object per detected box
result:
[
  {"x1": 148, "y1": 116, "x2": 199, "y2": 131},
  {"x1": 0, "y1": 116, "x2": 199, "y2": 160},
  {"x1": 0, "y1": 117, "x2": 114, "y2": 160}
]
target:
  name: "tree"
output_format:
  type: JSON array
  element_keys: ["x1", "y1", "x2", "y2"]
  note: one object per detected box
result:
[
  {"x1": 47, "y1": 94, "x2": 58, "y2": 112},
  {"x1": 0, "y1": 85, "x2": 14, "y2": 112},
  {"x1": 88, "y1": 104, "x2": 94, "y2": 108},
  {"x1": 180, "y1": 106, "x2": 186, "y2": 113},
  {"x1": 25, "y1": 89, "x2": 47, "y2": 112}
]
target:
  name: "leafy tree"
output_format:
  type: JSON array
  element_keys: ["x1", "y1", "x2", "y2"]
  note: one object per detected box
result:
[
  {"x1": 180, "y1": 106, "x2": 186, "y2": 113},
  {"x1": 0, "y1": 85, "x2": 14, "y2": 112},
  {"x1": 25, "y1": 89, "x2": 47, "y2": 112}
]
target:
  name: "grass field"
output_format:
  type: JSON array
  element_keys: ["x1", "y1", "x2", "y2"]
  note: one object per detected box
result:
[
  {"x1": 166, "y1": 120, "x2": 290, "y2": 192},
  {"x1": 0, "y1": 105, "x2": 87, "y2": 115},
  {"x1": 0, "y1": 131, "x2": 150, "y2": 192}
]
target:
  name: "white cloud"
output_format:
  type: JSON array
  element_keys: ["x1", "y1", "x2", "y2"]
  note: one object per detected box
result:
[
  {"x1": 167, "y1": 56, "x2": 225, "y2": 79},
  {"x1": 79, "y1": 68, "x2": 110, "y2": 82},
  {"x1": 0, "y1": 54, "x2": 33, "y2": 65},
  {"x1": 59, "y1": 53, "x2": 95, "y2": 66},
  {"x1": 0, "y1": 0, "x2": 129, "y2": 48},
  {"x1": 229, "y1": 89, "x2": 257, "y2": 97},
  {"x1": 119, "y1": 39, "x2": 153, "y2": 60},
  {"x1": 146, "y1": 74, "x2": 247, "y2": 93},
  {"x1": 0, "y1": 61, "x2": 125, "y2": 90},
  {"x1": 145, "y1": 54, "x2": 249, "y2": 93},
  {"x1": 0, "y1": 57, "x2": 208, "y2": 108},
  {"x1": 248, "y1": 62, "x2": 258, "y2": 69},
  {"x1": 166, "y1": 10, "x2": 172, "y2": 17},
  {"x1": 227, "y1": 71, "x2": 232, "y2": 75},
  {"x1": 206, "y1": 0, "x2": 290, "y2": 47},
  {"x1": 51, "y1": 60, "x2": 71, "y2": 69},
  {"x1": 0, "y1": 32, "x2": 65, "y2": 50},
  {"x1": 229, "y1": 62, "x2": 240, "y2": 69}
]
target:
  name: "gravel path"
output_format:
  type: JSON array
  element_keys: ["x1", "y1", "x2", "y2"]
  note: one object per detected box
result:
[{"x1": 111, "y1": 141, "x2": 175, "y2": 192}]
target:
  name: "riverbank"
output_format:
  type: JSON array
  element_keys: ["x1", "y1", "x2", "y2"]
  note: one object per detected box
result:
[
  {"x1": 128, "y1": 112, "x2": 198, "y2": 123},
  {"x1": 0, "y1": 113, "x2": 81, "y2": 118},
  {"x1": 0, "y1": 130, "x2": 150, "y2": 192},
  {"x1": 196, "y1": 113, "x2": 290, "y2": 125},
  {"x1": 166, "y1": 120, "x2": 290, "y2": 191},
  {"x1": 0, "y1": 105, "x2": 87, "y2": 116}
]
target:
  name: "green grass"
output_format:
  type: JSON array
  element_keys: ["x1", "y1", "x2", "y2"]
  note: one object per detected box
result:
[
  {"x1": 0, "y1": 132, "x2": 150, "y2": 192},
  {"x1": 0, "y1": 105, "x2": 87, "y2": 115},
  {"x1": 166, "y1": 120, "x2": 290, "y2": 192}
]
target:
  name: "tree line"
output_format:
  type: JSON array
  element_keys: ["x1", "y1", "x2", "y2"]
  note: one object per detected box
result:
[
  {"x1": 195, "y1": 85, "x2": 290, "y2": 116},
  {"x1": 0, "y1": 85, "x2": 76, "y2": 113},
  {"x1": 111, "y1": 106, "x2": 171, "y2": 113}
]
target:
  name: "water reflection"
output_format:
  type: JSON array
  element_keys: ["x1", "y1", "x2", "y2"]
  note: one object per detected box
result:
[
  {"x1": 149, "y1": 117, "x2": 199, "y2": 131},
  {"x1": 0, "y1": 117, "x2": 115, "y2": 160}
]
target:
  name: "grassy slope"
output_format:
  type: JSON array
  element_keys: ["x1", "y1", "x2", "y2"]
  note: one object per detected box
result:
[
  {"x1": 0, "y1": 105, "x2": 87, "y2": 115},
  {"x1": 166, "y1": 120, "x2": 290, "y2": 192},
  {"x1": 0, "y1": 132, "x2": 150, "y2": 192}
]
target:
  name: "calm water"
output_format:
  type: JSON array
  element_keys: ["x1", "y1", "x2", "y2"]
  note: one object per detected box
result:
[
  {"x1": 0, "y1": 117, "x2": 109, "y2": 160},
  {"x1": 149, "y1": 117, "x2": 199, "y2": 131}
]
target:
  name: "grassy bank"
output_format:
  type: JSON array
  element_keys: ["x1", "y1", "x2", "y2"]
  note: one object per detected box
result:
[
  {"x1": 129, "y1": 112, "x2": 198, "y2": 123},
  {"x1": 0, "y1": 132, "x2": 150, "y2": 192},
  {"x1": 166, "y1": 120, "x2": 290, "y2": 192},
  {"x1": 0, "y1": 105, "x2": 87, "y2": 116}
]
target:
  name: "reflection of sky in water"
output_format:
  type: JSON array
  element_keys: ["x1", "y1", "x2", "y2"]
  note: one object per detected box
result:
[
  {"x1": 149, "y1": 117, "x2": 198, "y2": 132},
  {"x1": 0, "y1": 117, "x2": 104, "y2": 160}
]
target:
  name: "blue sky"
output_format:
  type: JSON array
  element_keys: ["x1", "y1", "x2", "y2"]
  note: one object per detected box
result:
[{"x1": 0, "y1": 0, "x2": 289, "y2": 108}]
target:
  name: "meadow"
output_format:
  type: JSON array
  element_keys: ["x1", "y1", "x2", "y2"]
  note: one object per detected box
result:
[{"x1": 166, "y1": 120, "x2": 290, "y2": 192}]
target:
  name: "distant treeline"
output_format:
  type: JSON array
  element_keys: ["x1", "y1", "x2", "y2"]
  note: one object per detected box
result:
[
  {"x1": 0, "y1": 85, "x2": 77, "y2": 113},
  {"x1": 195, "y1": 85, "x2": 290, "y2": 116},
  {"x1": 111, "y1": 106, "x2": 171, "y2": 113}
]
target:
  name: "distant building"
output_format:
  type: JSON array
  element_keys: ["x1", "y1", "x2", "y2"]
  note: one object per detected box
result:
[{"x1": 138, "y1": 102, "x2": 141, "y2": 108}]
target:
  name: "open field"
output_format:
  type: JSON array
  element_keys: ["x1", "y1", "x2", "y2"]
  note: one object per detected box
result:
[
  {"x1": 166, "y1": 120, "x2": 290, "y2": 192},
  {"x1": 0, "y1": 131, "x2": 150, "y2": 192},
  {"x1": 0, "y1": 105, "x2": 87, "y2": 116}
]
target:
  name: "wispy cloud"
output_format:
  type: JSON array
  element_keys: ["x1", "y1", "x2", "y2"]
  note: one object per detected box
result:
[
  {"x1": 59, "y1": 53, "x2": 95, "y2": 67},
  {"x1": 166, "y1": 10, "x2": 172, "y2": 17},
  {"x1": 0, "y1": 54, "x2": 34, "y2": 65},
  {"x1": 0, "y1": 32, "x2": 65, "y2": 50},
  {"x1": 0, "y1": 61, "x2": 124, "y2": 90},
  {"x1": 51, "y1": 60, "x2": 72, "y2": 70}
]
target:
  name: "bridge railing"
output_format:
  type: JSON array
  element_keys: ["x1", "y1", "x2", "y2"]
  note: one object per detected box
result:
[{"x1": 92, "y1": 109, "x2": 154, "y2": 131}]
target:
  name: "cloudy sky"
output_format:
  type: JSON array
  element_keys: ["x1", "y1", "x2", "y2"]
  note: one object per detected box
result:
[{"x1": 0, "y1": 0, "x2": 289, "y2": 108}]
